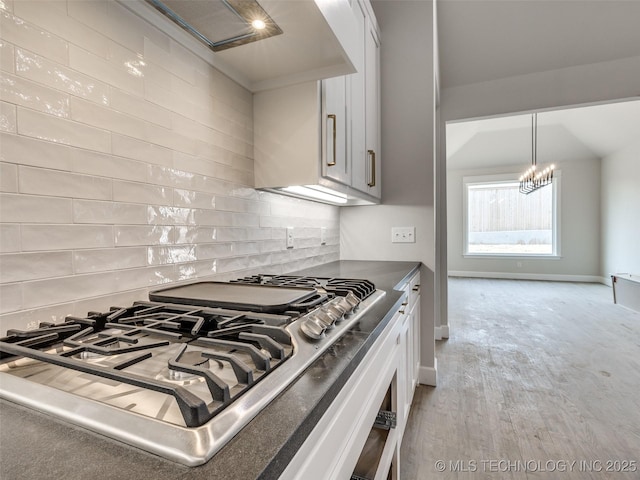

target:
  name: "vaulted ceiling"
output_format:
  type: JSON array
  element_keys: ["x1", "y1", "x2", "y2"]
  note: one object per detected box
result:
[{"x1": 447, "y1": 100, "x2": 640, "y2": 170}]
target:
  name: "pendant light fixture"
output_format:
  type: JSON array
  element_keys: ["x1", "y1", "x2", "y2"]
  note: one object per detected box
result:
[{"x1": 519, "y1": 113, "x2": 555, "y2": 194}]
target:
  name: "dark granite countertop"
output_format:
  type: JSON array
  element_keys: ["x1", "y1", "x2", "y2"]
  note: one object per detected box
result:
[{"x1": 0, "y1": 261, "x2": 420, "y2": 480}]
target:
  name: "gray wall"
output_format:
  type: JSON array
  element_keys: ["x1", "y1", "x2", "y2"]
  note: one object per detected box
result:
[
  {"x1": 447, "y1": 159, "x2": 601, "y2": 279},
  {"x1": 601, "y1": 142, "x2": 640, "y2": 279},
  {"x1": 340, "y1": 0, "x2": 437, "y2": 381}
]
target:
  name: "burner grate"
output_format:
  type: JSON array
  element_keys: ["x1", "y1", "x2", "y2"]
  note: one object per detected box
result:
[{"x1": 0, "y1": 301, "x2": 294, "y2": 428}]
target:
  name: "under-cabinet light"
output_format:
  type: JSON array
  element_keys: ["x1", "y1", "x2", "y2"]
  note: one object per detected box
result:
[{"x1": 281, "y1": 185, "x2": 349, "y2": 204}]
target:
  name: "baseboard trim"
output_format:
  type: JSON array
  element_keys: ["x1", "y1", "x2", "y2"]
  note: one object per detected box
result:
[
  {"x1": 448, "y1": 271, "x2": 604, "y2": 283},
  {"x1": 440, "y1": 324, "x2": 450, "y2": 339},
  {"x1": 435, "y1": 326, "x2": 442, "y2": 341},
  {"x1": 418, "y1": 360, "x2": 437, "y2": 387}
]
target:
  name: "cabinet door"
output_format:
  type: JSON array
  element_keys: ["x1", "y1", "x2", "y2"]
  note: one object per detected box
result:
[
  {"x1": 352, "y1": 11, "x2": 380, "y2": 198},
  {"x1": 349, "y1": 0, "x2": 367, "y2": 192},
  {"x1": 364, "y1": 19, "x2": 381, "y2": 198},
  {"x1": 322, "y1": 77, "x2": 350, "y2": 186}
]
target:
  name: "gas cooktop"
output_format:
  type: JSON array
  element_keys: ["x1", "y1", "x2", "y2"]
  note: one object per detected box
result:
[{"x1": 0, "y1": 274, "x2": 384, "y2": 466}]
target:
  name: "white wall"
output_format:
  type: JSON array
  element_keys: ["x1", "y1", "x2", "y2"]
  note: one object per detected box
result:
[
  {"x1": 340, "y1": 0, "x2": 436, "y2": 382},
  {"x1": 447, "y1": 159, "x2": 601, "y2": 280},
  {"x1": 441, "y1": 56, "x2": 640, "y2": 122},
  {"x1": 601, "y1": 142, "x2": 640, "y2": 278},
  {"x1": 0, "y1": 0, "x2": 339, "y2": 335}
]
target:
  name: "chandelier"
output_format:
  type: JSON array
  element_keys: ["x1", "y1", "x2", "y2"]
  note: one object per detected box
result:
[{"x1": 519, "y1": 113, "x2": 555, "y2": 194}]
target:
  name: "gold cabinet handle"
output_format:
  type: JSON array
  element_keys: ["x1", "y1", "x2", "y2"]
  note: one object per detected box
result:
[
  {"x1": 327, "y1": 114, "x2": 337, "y2": 166},
  {"x1": 367, "y1": 149, "x2": 376, "y2": 187}
]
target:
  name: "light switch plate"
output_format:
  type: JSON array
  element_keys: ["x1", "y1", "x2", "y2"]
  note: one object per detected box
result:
[
  {"x1": 286, "y1": 227, "x2": 294, "y2": 248},
  {"x1": 392, "y1": 226, "x2": 416, "y2": 243},
  {"x1": 320, "y1": 227, "x2": 327, "y2": 245}
]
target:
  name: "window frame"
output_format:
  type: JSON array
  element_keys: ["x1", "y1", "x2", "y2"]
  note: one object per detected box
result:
[{"x1": 462, "y1": 172, "x2": 561, "y2": 259}]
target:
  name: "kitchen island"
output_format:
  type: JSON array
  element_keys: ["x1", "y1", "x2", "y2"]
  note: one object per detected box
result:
[{"x1": 0, "y1": 260, "x2": 419, "y2": 480}]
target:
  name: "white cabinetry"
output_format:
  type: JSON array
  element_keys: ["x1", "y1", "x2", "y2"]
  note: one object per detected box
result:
[
  {"x1": 351, "y1": 11, "x2": 381, "y2": 198},
  {"x1": 280, "y1": 270, "x2": 421, "y2": 480},
  {"x1": 399, "y1": 272, "x2": 420, "y2": 432},
  {"x1": 253, "y1": 0, "x2": 381, "y2": 206}
]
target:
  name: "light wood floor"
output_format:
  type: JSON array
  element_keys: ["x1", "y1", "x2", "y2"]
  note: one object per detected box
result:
[{"x1": 400, "y1": 278, "x2": 640, "y2": 479}]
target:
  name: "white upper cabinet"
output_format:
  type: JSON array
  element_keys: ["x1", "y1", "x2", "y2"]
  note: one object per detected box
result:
[
  {"x1": 352, "y1": 5, "x2": 381, "y2": 198},
  {"x1": 118, "y1": 0, "x2": 359, "y2": 92},
  {"x1": 253, "y1": 0, "x2": 381, "y2": 205},
  {"x1": 322, "y1": 76, "x2": 350, "y2": 186}
]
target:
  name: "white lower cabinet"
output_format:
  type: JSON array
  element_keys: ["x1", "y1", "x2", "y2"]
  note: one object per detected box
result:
[{"x1": 280, "y1": 271, "x2": 421, "y2": 480}]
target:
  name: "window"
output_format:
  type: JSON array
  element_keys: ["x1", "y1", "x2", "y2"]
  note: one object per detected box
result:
[{"x1": 464, "y1": 175, "x2": 559, "y2": 256}]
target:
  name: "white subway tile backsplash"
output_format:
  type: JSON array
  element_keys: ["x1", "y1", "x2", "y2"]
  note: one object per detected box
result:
[
  {"x1": 13, "y1": 1, "x2": 109, "y2": 58},
  {"x1": 231, "y1": 213, "x2": 260, "y2": 227},
  {"x1": 216, "y1": 227, "x2": 249, "y2": 242},
  {"x1": 194, "y1": 209, "x2": 234, "y2": 227},
  {"x1": 111, "y1": 133, "x2": 172, "y2": 168},
  {"x1": 174, "y1": 189, "x2": 216, "y2": 209},
  {"x1": 15, "y1": 47, "x2": 110, "y2": 105},
  {"x1": 0, "y1": 161, "x2": 17, "y2": 191},
  {"x1": 0, "y1": 0, "x2": 340, "y2": 334},
  {"x1": 70, "y1": 147, "x2": 148, "y2": 183},
  {"x1": 175, "y1": 226, "x2": 216, "y2": 245},
  {"x1": 0, "y1": 251, "x2": 73, "y2": 282},
  {"x1": 0, "y1": 9, "x2": 68, "y2": 65},
  {"x1": 0, "y1": 223, "x2": 20, "y2": 252},
  {"x1": 0, "y1": 40, "x2": 15, "y2": 73},
  {"x1": 217, "y1": 256, "x2": 249, "y2": 274},
  {"x1": 147, "y1": 245, "x2": 196, "y2": 265},
  {"x1": 69, "y1": 44, "x2": 143, "y2": 96},
  {"x1": 17, "y1": 107, "x2": 111, "y2": 152},
  {"x1": 0, "y1": 302, "x2": 74, "y2": 333},
  {"x1": 115, "y1": 225, "x2": 172, "y2": 247},
  {"x1": 0, "y1": 192, "x2": 72, "y2": 223},
  {"x1": 147, "y1": 205, "x2": 195, "y2": 226},
  {"x1": 196, "y1": 243, "x2": 233, "y2": 260},
  {"x1": 0, "y1": 1, "x2": 13, "y2": 13},
  {"x1": 148, "y1": 165, "x2": 200, "y2": 190},
  {"x1": 0, "y1": 282, "x2": 22, "y2": 313},
  {"x1": 21, "y1": 224, "x2": 114, "y2": 251},
  {"x1": 73, "y1": 199, "x2": 147, "y2": 225},
  {"x1": 112, "y1": 264, "x2": 176, "y2": 291},
  {"x1": 70, "y1": 96, "x2": 147, "y2": 140},
  {"x1": 0, "y1": 132, "x2": 72, "y2": 170},
  {"x1": 19, "y1": 166, "x2": 112, "y2": 200},
  {"x1": 259, "y1": 239, "x2": 287, "y2": 253},
  {"x1": 109, "y1": 87, "x2": 171, "y2": 128},
  {"x1": 1, "y1": 72, "x2": 70, "y2": 117},
  {"x1": 108, "y1": 2, "x2": 171, "y2": 52},
  {"x1": 143, "y1": 37, "x2": 196, "y2": 86},
  {"x1": 0, "y1": 99, "x2": 16, "y2": 132},
  {"x1": 73, "y1": 247, "x2": 146, "y2": 274},
  {"x1": 177, "y1": 259, "x2": 216, "y2": 280},
  {"x1": 22, "y1": 272, "x2": 116, "y2": 309},
  {"x1": 247, "y1": 228, "x2": 273, "y2": 241},
  {"x1": 113, "y1": 180, "x2": 171, "y2": 205},
  {"x1": 248, "y1": 253, "x2": 272, "y2": 269}
]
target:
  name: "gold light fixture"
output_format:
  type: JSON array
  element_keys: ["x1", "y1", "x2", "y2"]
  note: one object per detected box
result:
[{"x1": 519, "y1": 113, "x2": 555, "y2": 194}]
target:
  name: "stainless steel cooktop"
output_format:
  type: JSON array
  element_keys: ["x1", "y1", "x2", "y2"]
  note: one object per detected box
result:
[{"x1": 0, "y1": 275, "x2": 384, "y2": 466}]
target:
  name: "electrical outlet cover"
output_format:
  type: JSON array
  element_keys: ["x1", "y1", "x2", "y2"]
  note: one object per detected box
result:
[
  {"x1": 391, "y1": 227, "x2": 416, "y2": 243},
  {"x1": 286, "y1": 227, "x2": 294, "y2": 248}
]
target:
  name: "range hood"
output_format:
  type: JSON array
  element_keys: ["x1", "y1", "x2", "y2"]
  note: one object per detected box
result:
[
  {"x1": 119, "y1": 0, "x2": 358, "y2": 92},
  {"x1": 146, "y1": 0, "x2": 283, "y2": 52}
]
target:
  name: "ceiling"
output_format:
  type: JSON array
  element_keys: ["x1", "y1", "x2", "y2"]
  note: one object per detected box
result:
[
  {"x1": 438, "y1": 0, "x2": 640, "y2": 88},
  {"x1": 447, "y1": 100, "x2": 640, "y2": 170}
]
